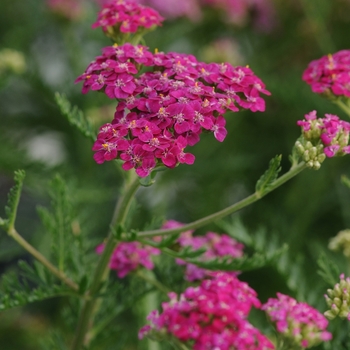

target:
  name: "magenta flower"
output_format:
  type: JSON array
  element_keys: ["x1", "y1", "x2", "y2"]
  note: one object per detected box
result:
[
  {"x1": 96, "y1": 241, "x2": 160, "y2": 278},
  {"x1": 303, "y1": 50, "x2": 350, "y2": 98},
  {"x1": 262, "y1": 293, "x2": 332, "y2": 348},
  {"x1": 159, "y1": 220, "x2": 244, "y2": 281},
  {"x1": 295, "y1": 111, "x2": 350, "y2": 168},
  {"x1": 92, "y1": 0, "x2": 164, "y2": 39},
  {"x1": 76, "y1": 42, "x2": 270, "y2": 176},
  {"x1": 139, "y1": 272, "x2": 275, "y2": 349}
]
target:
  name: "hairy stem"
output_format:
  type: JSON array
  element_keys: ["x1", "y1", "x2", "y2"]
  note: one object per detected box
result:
[
  {"x1": 334, "y1": 99, "x2": 350, "y2": 119},
  {"x1": 138, "y1": 162, "x2": 307, "y2": 238},
  {"x1": 71, "y1": 173, "x2": 140, "y2": 350},
  {"x1": 8, "y1": 227, "x2": 79, "y2": 291},
  {"x1": 135, "y1": 269, "x2": 170, "y2": 294}
]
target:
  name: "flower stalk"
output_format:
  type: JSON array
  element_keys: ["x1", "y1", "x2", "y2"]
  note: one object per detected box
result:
[
  {"x1": 138, "y1": 162, "x2": 307, "y2": 239},
  {"x1": 71, "y1": 173, "x2": 140, "y2": 350}
]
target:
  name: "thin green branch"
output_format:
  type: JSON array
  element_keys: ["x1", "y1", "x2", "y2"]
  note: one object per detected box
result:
[
  {"x1": 71, "y1": 173, "x2": 140, "y2": 350},
  {"x1": 7, "y1": 227, "x2": 79, "y2": 292},
  {"x1": 138, "y1": 162, "x2": 307, "y2": 238},
  {"x1": 135, "y1": 270, "x2": 170, "y2": 295},
  {"x1": 334, "y1": 99, "x2": 350, "y2": 119}
]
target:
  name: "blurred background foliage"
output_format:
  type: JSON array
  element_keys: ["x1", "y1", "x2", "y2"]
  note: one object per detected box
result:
[{"x1": 0, "y1": 0, "x2": 350, "y2": 349}]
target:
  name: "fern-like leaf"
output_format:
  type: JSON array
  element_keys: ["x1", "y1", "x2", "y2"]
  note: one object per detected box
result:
[
  {"x1": 1, "y1": 170, "x2": 26, "y2": 231},
  {"x1": 55, "y1": 92, "x2": 96, "y2": 141},
  {"x1": 255, "y1": 155, "x2": 282, "y2": 197},
  {"x1": 317, "y1": 252, "x2": 340, "y2": 287}
]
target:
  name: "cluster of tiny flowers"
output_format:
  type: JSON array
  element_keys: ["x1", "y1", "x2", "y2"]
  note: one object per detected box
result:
[
  {"x1": 92, "y1": 0, "x2": 164, "y2": 40},
  {"x1": 262, "y1": 293, "x2": 332, "y2": 349},
  {"x1": 139, "y1": 272, "x2": 275, "y2": 350},
  {"x1": 295, "y1": 110, "x2": 350, "y2": 169},
  {"x1": 76, "y1": 43, "x2": 270, "y2": 176},
  {"x1": 162, "y1": 220, "x2": 244, "y2": 281},
  {"x1": 328, "y1": 229, "x2": 350, "y2": 258},
  {"x1": 96, "y1": 241, "x2": 160, "y2": 278},
  {"x1": 324, "y1": 273, "x2": 350, "y2": 321},
  {"x1": 302, "y1": 50, "x2": 350, "y2": 98}
]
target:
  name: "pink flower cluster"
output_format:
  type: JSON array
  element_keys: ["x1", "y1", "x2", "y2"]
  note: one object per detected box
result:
[
  {"x1": 302, "y1": 50, "x2": 350, "y2": 98},
  {"x1": 135, "y1": 0, "x2": 276, "y2": 32},
  {"x1": 324, "y1": 273, "x2": 350, "y2": 321},
  {"x1": 96, "y1": 241, "x2": 160, "y2": 278},
  {"x1": 297, "y1": 110, "x2": 350, "y2": 158},
  {"x1": 162, "y1": 220, "x2": 244, "y2": 281},
  {"x1": 76, "y1": 43, "x2": 270, "y2": 176},
  {"x1": 262, "y1": 293, "x2": 332, "y2": 348},
  {"x1": 92, "y1": 0, "x2": 164, "y2": 34},
  {"x1": 139, "y1": 272, "x2": 275, "y2": 350}
]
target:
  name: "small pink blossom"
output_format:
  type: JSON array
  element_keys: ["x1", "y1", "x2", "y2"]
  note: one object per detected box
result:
[
  {"x1": 160, "y1": 220, "x2": 244, "y2": 281},
  {"x1": 296, "y1": 111, "x2": 350, "y2": 159},
  {"x1": 96, "y1": 241, "x2": 160, "y2": 278},
  {"x1": 262, "y1": 293, "x2": 332, "y2": 348},
  {"x1": 139, "y1": 272, "x2": 274, "y2": 349},
  {"x1": 92, "y1": 0, "x2": 164, "y2": 35},
  {"x1": 303, "y1": 50, "x2": 350, "y2": 98}
]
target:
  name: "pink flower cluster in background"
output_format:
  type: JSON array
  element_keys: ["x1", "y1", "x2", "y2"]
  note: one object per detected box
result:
[
  {"x1": 297, "y1": 111, "x2": 350, "y2": 158},
  {"x1": 262, "y1": 293, "x2": 332, "y2": 348},
  {"x1": 47, "y1": 0, "x2": 83, "y2": 20},
  {"x1": 76, "y1": 43, "x2": 270, "y2": 176},
  {"x1": 303, "y1": 50, "x2": 350, "y2": 98},
  {"x1": 92, "y1": 0, "x2": 164, "y2": 34},
  {"x1": 162, "y1": 220, "x2": 244, "y2": 281},
  {"x1": 139, "y1": 272, "x2": 275, "y2": 349},
  {"x1": 135, "y1": 0, "x2": 276, "y2": 32},
  {"x1": 96, "y1": 241, "x2": 160, "y2": 278}
]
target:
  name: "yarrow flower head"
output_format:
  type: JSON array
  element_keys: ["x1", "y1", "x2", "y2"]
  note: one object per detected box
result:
[
  {"x1": 262, "y1": 293, "x2": 332, "y2": 349},
  {"x1": 324, "y1": 273, "x2": 350, "y2": 321},
  {"x1": 76, "y1": 43, "x2": 270, "y2": 177},
  {"x1": 162, "y1": 220, "x2": 245, "y2": 281},
  {"x1": 139, "y1": 272, "x2": 275, "y2": 350},
  {"x1": 302, "y1": 50, "x2": 350, "y2": 99},
  {"x1": 328, "y1": 229, "x2": 350, "y2": 258},
  {"x1": 96, "y1": 241, "x2": 160, "y2": 278},
  {"x1": 92, "y1": 0, "x2": 164, "y2": 43},
  {"x1": 295, "y1": 110, "x2": 350, "y2": 169}
]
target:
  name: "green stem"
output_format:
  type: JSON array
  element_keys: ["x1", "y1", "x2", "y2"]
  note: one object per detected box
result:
[
  {"x1": 138, "y1": 162, "x2": 307, "y2": 238},
  {"x1": 71, "y1": 173, "x2": 140, "y2": 350},
  {"x1": 7, "y1": 227, "x2": 79, "y2": 291},
  {"x1": 135, "y1": 269, "x2": 170, "y2": 295},
  {"x1": 334, "y1": 99, "x2": 350, "y2": 119}
]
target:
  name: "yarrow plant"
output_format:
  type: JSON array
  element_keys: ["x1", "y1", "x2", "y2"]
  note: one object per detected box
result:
[
  {"x1": 139, "y1": 272, "x2": 275, "y2": 350},
  {"x1": 262, "y1": 293, "x2": 332, "y2": 349},
  {"x1": 2, "y1": 1, "x2": 350, "y2": 350},
  {"x1": 75, "y1": 43, "x2": 270, "y2": 176}
]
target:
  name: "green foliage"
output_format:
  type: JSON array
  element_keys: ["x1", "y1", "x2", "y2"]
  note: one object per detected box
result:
[
  {"x1": 317, "y1": 252, "x2": 340, "y2": 287},
  {"x1": 341, "y1": 175, "x2": 350, "y2": 189},
  {"x1": 255, "y1": 155, "x2": 282, "y2": 197},
  {"x1": 0, "y1": 260, "x2": 70, "y2": 311},
  {"x1": 0, "y1": 170, "x2": 25, "y2": 231},
  {"x1": 36, "y1": 175, "x2": 89, "y2": 281},
  {"x1": 54, "y1": 93, "x2": 96, "y2": 141}
]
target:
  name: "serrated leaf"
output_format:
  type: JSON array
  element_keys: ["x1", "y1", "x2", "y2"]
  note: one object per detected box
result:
[
  {"x1": 184, "y1": 244, "x2": 288, "y2": 272},
  {"x1": 255, "y1": 155, "x2": 282, "y2": 197},
  {"x1": 55, "y1": 92, "x2": 96, "y2": 141},
  {"x1": 4, "y1": 170, "x2": 26, "y2": 230},
  {"x1": 0, "y1": 261, "x2": 72, "y2": 311},
  {"x1": 317, "y1": 252, "x2": 340, "y2": 286}
]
